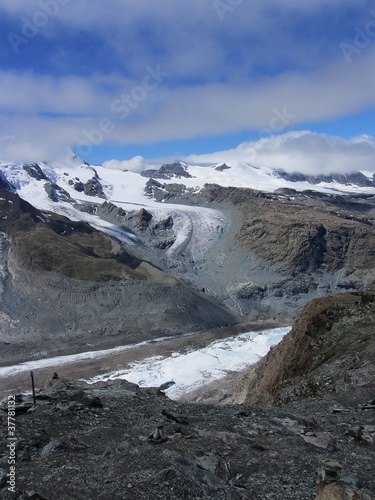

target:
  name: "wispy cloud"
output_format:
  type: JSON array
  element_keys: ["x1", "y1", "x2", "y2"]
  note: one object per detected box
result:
[{"x1": 0, "y1": 1, "x2": 374, "y2": 163}]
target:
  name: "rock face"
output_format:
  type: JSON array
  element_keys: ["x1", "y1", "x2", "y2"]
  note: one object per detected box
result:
[
  {"x1": 23, "y1": 163, "x2": 48, "y2": 181},
  {"x1": 83, "y1": 176, "x2": 105, "y2": 197},
  {"x1": 95, "y1": 201, "x2": 176, "y2": 251},
  {"x1": 131, "y1": 208, "x2": 153, "y2": 230},
  {"x1": 44, "y1": 182, "x2": 72, "y2": 203},
  {"x1": 274, "y1": 169, "x2": 375, "y2": 187},
  {"x1": 68, "y1": 178, "x2": 84, "y2": 192},
  {"x1": 200, "y1": 185, "x2": 375, "y2": 273},
  {"x1": 215, "y1": 163, "x2": 231, "y2": 172},
  {"x1": 100, "y1": 201, "x2": 126, "y2": 218},
  {"x1": 144, "y1": 178, "x2": 195, "y2": 202},
  {"x1": 233, "y1": 289, "x2": 375, "y2": 407},
  {"x1": 0, "y1": 175, "x2": 13, "y2": 191},
  {"x1": 141, "y1": 161, "x2": 193, "y2": 180}
]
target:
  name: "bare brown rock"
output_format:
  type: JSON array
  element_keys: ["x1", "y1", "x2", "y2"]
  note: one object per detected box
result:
[
  {"x1": 233, "y1": 290, "x2": 375, "y2": 407},
  {"x1": 316, "y1": 460, "x2": 374, "y2": 500}
]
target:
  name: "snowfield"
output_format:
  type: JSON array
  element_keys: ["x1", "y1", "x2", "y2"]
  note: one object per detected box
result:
[
  {"x1": 87, "y1": 326, "x2": 290, "y2": 399},
  {"x1": 0, "y1": 161, "x2": 227, "y2": 257}
]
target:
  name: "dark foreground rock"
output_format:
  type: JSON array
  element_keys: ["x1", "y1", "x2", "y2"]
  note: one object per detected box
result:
[{"x1": 0, "y1": 375, "x2": 374, "y2": 499}]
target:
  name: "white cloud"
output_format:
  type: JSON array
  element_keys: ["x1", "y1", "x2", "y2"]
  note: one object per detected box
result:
[
  {"x1": 0, "y1": 42, "x2": 375, "y2": 165},
  {"x1": 184, "y1": 131, "x2": 375, "y2": 175},
  {"x1": 2, "y1": 43, "x2": 375, "y2": 166},
  {"x1": 0, "y1": 71, "x2": 105, "y2": 115},
  {"x1": 102, "y1": 132, "x2": 375, "y2": 176},
  {"x1": 103, "y1": 156, "x2": 145, "y2": 173}
]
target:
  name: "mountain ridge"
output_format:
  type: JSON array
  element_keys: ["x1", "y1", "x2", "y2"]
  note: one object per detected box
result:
[
  {"x1": 1, "y1": 157, "x2": 375, "y2": 363},
  {"x1": 233, "y1": 289, "x2": 375, "y2": 408}
]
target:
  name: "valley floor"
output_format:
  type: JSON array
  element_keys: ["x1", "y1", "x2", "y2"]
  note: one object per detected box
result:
[{"x1": 0, "y1": 320, "x2": 288, "y2": 399}]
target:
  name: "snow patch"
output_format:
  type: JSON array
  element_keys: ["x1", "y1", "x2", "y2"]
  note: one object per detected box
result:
[{"x1": 87, "y1": 326, "x2": 291, "y2": 399}]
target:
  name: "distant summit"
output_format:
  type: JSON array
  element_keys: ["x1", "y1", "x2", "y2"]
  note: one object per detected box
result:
[
  {"x1": 141, "y1": 161, "x2": 193, "y2": 180},
  {"x1": 214, "y1": 163, "x2": 231, "y2": 172},
  {"x1": 274, "y1": 169, "x2": 375, "y2": 188}
]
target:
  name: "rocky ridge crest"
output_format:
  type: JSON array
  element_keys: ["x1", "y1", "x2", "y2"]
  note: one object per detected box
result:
[{"x1": 233, "y1": 289, "x2": 375, "y2": 408}]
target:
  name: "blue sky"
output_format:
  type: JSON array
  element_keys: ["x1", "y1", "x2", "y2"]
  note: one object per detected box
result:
[{"x1": 0, "y1": 0, "x2": 375, "y2": 171}]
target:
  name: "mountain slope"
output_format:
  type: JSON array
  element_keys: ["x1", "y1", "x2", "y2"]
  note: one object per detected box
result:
[
  {"x1": 210, "y1": 185, "x2": 375, "y2": 272},
  {"x1": 1, "y1": 159, "x2": 375, "y2": 321},
  {"x1": 0, "y1": 191, "x2": 145, "y2": 282},
  {"x1": 233, "y1": 289, "x2": 375, "y2": 407},
  {"x1": 162, "y1": 183, "x2": 375, "y2": 318},
  {"x1": 0, "y1": 189, "x2": 239, "y2": 365},
  {"x1": 1, "y1": 157, "x2": 375, "y2": 363}
]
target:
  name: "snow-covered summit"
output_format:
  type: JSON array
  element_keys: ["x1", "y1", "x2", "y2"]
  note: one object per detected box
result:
[{"x1": 0, "y1": 157, "x2": 374, "y2": 238}]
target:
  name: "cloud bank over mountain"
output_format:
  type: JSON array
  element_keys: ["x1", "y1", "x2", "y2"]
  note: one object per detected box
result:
[{"x1": 103, "y1": 132, "x2": 375, "y2": 176}]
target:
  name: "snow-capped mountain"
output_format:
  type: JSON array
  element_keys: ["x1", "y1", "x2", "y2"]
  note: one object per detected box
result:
[
  {"x1": 1, "y1": 149, "x2": 375, "y2": 375},
  {"x1": 1, "y1": 154, "x2": 374, "y2": 267},
  {"x1": 1, "y1": 155, "x2": 375, "y2": 223}
]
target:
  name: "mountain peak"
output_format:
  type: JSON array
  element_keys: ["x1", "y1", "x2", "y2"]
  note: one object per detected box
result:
[{"x1": 141, "y1": 161, "x2": 193, "y2": 180}]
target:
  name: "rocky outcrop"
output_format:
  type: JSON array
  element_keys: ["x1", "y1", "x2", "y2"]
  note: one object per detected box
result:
[
  {"x1": 83, "y1": 176, "x2": 105, "y2": 198},
  {"x1": 316, "y1": 459, "x2": 374, "y2": 500},
  {"x1": 23, "y1": 163, "x2": 48, "y2": 181},
  {"x1": 100, "y1": 201, "x2": 126, "y2": 218},
  {"x1": 141, "y1": 161, "x2": 193, "y2": 180},
  {"x1": 67, "y1": 177, "x2": 85, "y2": 192},
  {"x1": 215, "y1": 163, "x2": 231, "y2": 172},
  {"x1": 144, "y1": 178, "x2": 196, "y2": 202},
  {"x1": 233, "y1": 289, "x2": 375, "y2": 407},
  {"x1": 132, "y1": 208, "x2": 152, "y2": 230},
  {"x1": 96, "y1": 201, "x2": 175, "y2": 251},
  {"x1": 144, "y1": 178, "x2": 166, "y2": 200},
  {"x1": 44, "y1": 182, "x2": 72, "y2": 203},
  {"x1": 0, "y1": 373, "x2": 374, "y2": 499},
  {"x1": 274, "y1": 169, "x2": 375, "y2": 187},
  {"x1": 0, "y1": 174, "x2": 13, "y2": 191}
]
